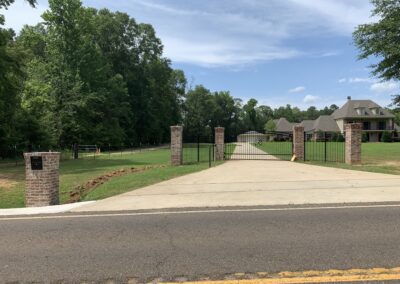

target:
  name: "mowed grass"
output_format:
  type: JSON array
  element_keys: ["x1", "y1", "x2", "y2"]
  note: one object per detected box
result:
[
  {"x1": 306, "y1": 143, "x2": 400, "y2": 175},
  {"x1": 0, "y1": 148, "x2": 217, "y2": 208},
  {"x1": 304, "y1": 142, "x2": 345, "y2": 162},
  {"x1": 254, "y1": 142, "x2": 293, "y2": 160},
  {"x1": 182, "y1": 143, "x2": 215, "y2": 164}
]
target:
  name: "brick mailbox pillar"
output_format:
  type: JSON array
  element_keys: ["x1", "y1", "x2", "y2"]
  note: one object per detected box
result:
[
  {"x1": 23, "y1": 152, "x2": 60, "y2": 207},
  {"x1": 170, "y1": 125, "x2": 183, "y2": 166},
  {"x1": 293, "y1": 125, "x2": 305, "y2": 161},
  {"x1": 215, "y1": 127, "x2": 225, "y2": 161},
  {"x1": 345, "y1": 123, "x2": 362, "y2": 165}
]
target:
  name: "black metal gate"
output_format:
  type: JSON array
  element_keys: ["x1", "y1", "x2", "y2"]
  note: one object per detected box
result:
[
  {"x1": 182, "y1": 134, "x2": 214, "y2": 166},
  {"x1": 304, "y1": 131, "x2": 345, "y2": 163},
  {"x1": 224, "y1": 131, "x2": 293, "y2": 160}
]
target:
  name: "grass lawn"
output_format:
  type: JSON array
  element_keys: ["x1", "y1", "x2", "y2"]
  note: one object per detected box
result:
[
  {"x1": 182, "y1": 143, "x2": 214, "y2": 164},
  {"x1": 0, "y1": 148, "x2": 218, "y2": 208},
  {"x1": 306, "y1": 143, "x2": 400, "y2": 175},
  {"x1": 254, "y1": 142, "x2": 293, "y2": 160},
  {"x1": 304, "y1": 142, "x2": 345, "y2": 162}
]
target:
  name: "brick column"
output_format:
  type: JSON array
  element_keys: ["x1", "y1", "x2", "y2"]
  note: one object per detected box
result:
[
  {"x1": 345, "y1": 123, "x2": 362, "y2": 165},
  {"x1": 215, "y1": 127, "x2": 225, "y2": 161},
  {"x1": 170, "y1": 125, "x2": 183, "y2": 166},
  {"x1": 23, "y1": 152, "x2": 60, "y2": 207},
  {"x1": 293, "y1": 125, "x2": 304, "y2": 161}
]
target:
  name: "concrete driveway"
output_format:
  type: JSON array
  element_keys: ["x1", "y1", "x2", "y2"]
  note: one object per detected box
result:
[{"x1": 73, "y1": 160, "x2": 400, "y2": 212}]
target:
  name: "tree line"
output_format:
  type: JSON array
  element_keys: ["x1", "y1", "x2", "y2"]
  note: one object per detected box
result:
[
  {"x1": 2, "y1": 0, "x2": 400, "y2": 157},
  {"x1": 0, "y1": 0, "x2": 341, "y2": 155}
]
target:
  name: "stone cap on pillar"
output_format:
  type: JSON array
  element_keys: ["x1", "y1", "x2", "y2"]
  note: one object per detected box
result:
[
  {"x1": 293, "y1": 125, "x2": 304, "y2": 132},
  {"x1": 215, "y1": 127, "x2": 225, "y2": 132},
  {"x1": 344, "y1": 123, "x2": 362, "y2": 131},
  {"x1": 170, "y1": 125, "x2": 183, "y2": 131},
  {"x1": 24, "y1": 152, "x2": 61, "y2": 170}
]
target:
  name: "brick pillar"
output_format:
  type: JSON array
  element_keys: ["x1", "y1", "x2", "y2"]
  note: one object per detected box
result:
[
  {"x1": 293, "y1": 125, "x2": 304, "y2": 161},
  {"x1": 23, "y1": 152, "x2": 60, "y2": 207},
  {"x1": 170, "y1": 125, "x2": 183, "y2": 166},
  {"x1": 215, "y1": 127, "x2": 225, "y2": 161},
  {"x1": 345, "y1": 123, "x2": 362, "y2": 165}
]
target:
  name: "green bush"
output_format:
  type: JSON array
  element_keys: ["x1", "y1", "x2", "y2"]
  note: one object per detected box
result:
[
  {"x1": 337, "y1": 133, "x2": 345, "y2": 142},
  {"x1": 362, "y1": 133, "x2": 368, "y2": 143},
  {"x1": 381, "y1": 131, "x2": 392, "y2": 142}
]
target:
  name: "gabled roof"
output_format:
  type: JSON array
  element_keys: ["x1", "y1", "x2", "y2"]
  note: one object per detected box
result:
[
  {"x1": 332, "y1": 99, "x2": 394, "y2": 119},
  {"x1": 312, "y1": 115, "x2": 340, "y2": 132},
  {"x1": 274, "y1": 118, "x2": 296, "y2": 132},
  {"x1": 300, "y1": 120, "x2": 315, "y2": 132}
]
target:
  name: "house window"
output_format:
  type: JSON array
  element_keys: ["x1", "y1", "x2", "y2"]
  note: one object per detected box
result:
[
  {"x1": 371, "y1": 108, "x2": 379, "y2": 115},
  {"x1": 356, "y1": 107, "x2": 367, "y2": 115},
  {"x1": 378, "y1": 121, "x2": 386, "y2": 130},
  {"x1": 363, "y1": 121, "x2": 370, "y2": 130}
]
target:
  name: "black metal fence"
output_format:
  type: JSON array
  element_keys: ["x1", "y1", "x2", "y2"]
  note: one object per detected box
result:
[
  {"x1": 304, "y1": 131, "x2": 345, "y2": 163},
  {"x1": 0, "y1": 143, "x2": 169, "y2": 167},
  {"x1": 182, "y1": 135, "x2": 215, "y2": 167}
]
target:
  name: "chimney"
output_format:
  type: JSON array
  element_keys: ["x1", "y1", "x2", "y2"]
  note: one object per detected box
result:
[{"x1": 347, "y1": 96, "x2": 351, "y2": 100}]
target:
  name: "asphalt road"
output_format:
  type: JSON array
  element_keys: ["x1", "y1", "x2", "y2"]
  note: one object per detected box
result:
[{"x1": 1, "y1": 204, "x2": 400, "y2": 283}]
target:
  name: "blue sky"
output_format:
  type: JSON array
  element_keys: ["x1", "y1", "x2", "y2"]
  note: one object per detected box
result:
[{"x1": 3, "y1": 0, "x2": 400, "y2": 109}]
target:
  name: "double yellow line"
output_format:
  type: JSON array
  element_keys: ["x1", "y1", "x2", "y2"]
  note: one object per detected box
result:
[{"x1": 163, "y1": 267, "x2": 400, "y2": 283}]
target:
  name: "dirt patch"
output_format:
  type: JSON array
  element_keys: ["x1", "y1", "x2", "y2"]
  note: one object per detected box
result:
[
  {"x1": 67, "y1": 165, "x2": 166, "y2": 203},
  {"x1": 379, "y1": 161, "x2": 400, "y2": 167},
  {"x1": 0, "y1": 177, "x2": 17, "y2": 189}
]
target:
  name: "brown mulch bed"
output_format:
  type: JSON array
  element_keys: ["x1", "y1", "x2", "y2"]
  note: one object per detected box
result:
[{"x1": 67, "y1": 165, "x2": 166, "y2": 203}]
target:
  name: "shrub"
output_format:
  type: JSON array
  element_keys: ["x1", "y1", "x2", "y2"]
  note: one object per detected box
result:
[
  {"x1": 381, "y1": 131, "x2": 392, "y2": 142},
  {"x1": 337, "y1": 133, "x2": 345, "y2": 142},
  {"x1": 362, "y1": 133, "x2": 368, "y2": 143}
]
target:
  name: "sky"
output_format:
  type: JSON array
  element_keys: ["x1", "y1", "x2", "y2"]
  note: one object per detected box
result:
[{"x1": 3, "y1": 0, "x2": 399, "y2": 110}]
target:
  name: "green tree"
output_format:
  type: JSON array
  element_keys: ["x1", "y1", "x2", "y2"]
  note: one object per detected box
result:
[
  {"x1": 183, "y1": 85, "x2": 215, "y2": 138},
  {"x1": 353, "y1": 0, "x2": 400, "y2": 105},
  {"x1": 264, "y1": 119, "x2": 276, "y2": 132}
]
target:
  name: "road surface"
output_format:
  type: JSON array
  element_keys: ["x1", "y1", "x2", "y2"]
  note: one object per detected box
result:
[{"x1": 1, "y1": 204, "x2": 400, "y2": 283}]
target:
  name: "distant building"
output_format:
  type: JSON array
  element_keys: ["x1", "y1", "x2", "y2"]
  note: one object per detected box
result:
[
  {"x1": 274, "y1": 97, "x2": 396, "y2": 142},
  {"x1": 237, "y1": 131, "x2": 266, "y2": 142}
]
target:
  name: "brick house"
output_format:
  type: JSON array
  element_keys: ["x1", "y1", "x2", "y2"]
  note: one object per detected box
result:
[
  {"x1": 331, "y1": 97, "x2": 395, "y2": 142},
  {"x1": 274, "y1": 97, "x2": 396, "y2": 142}
]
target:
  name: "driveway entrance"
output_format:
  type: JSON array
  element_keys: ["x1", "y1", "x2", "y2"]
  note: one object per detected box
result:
[
  {"x1": 73, "y1": 160, "x2": 400, "y2": 212},
  {"x1": 224, "y1": 131, "x2": 293, "y2": 160}
]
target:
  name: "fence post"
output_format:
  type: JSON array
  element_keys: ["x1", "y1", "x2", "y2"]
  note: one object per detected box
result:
[
  {"x1": 197, "y1": 136, "x2": 200, "y2": 163},
  {"x1": 73, "y1": 143, "x2": 79, "y2": 159},
  {"x1": 345, "y1": 123, "x2": 362, "y2": 165},
  {"x1": 214, "y1": 127, "x2": 225, "y2": 161},
  {"x1": 209, "y1": 145, "x2": 212, "y2": 167},
  {"x1": 293, "y1": 125, "x2": 305, "y2": 161},
  {"x1": 324, "y1": 132, "x2": 327, "y2": 162},
  {"x1": 170, "y1": 125, "x2": 183, "y2": 166}
]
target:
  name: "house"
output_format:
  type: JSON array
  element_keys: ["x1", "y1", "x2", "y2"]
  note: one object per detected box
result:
[
  {"x1": 331, "y1": 97, "x2": 395, "y2": 142},
  {"x1": 273, "y1": 118, "x2": 296, "y2": 132},
  {"x1": 274, "y1": 97, "x2": 396, "y2": 142}
]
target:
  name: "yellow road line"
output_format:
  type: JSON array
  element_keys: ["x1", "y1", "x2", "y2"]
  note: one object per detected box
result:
[{"x1": 162, "y1": 267, "x2": 400, "y2": 284}]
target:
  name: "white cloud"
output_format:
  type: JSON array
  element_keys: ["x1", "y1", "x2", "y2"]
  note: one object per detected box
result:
[
  {"x1": 303, "y1": 95, "x2": 320, "y2": 104},
  {"x1": 2, "y1": 0, "x2": 374, "y2": 67},
  {"x1": 348, "y1": 77, "x2": 375, "y2": 83},
  {"x1": 288, "y1": 0, "x2": 374, "y2": 34},
  {"x1": 338, "y1": 78, "x2": 347, "y2": 83},
  {"x1": 370, "y1": 81, "x2": 399, "y2": 93},
  {"x1": 288, "y1": 86, "x2": 306, "y2": 93},
  {"x1": 94, "y1": 0, "x2": 373, "y2": 67}
]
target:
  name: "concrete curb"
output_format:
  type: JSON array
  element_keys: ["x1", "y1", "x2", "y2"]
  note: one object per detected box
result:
[{"x1": 0, "y1": 201, "x2": 96, "y2": 216}]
